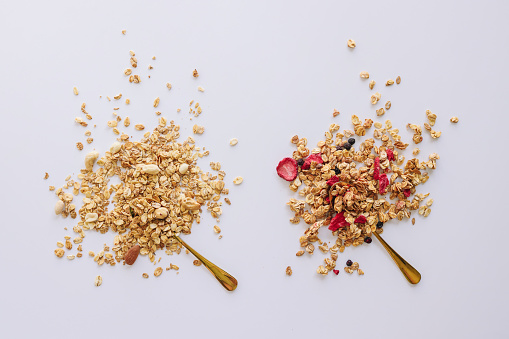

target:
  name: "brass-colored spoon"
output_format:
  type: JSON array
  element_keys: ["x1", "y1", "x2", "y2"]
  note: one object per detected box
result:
[
  {"x1": 329, "y1": 181, "x2": 421, "y2": 284},
  {"x1": 372, "y1": 231, "x2": 421, "y2": 284},
  {"x1": 174, "y1": 235, "x2": 238, "y2": 291}
]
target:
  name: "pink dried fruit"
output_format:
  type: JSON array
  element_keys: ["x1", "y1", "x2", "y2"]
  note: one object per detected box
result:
[
  {"x1": 333, "y1": 269, "x2": 339, "y2": 275},
  {"x1": 326, "y1": 175, "x2": 339, "y2": 186},
  {"x1": 276, "y1": 157, "x2": 298, "y2": 181},
  {"x1": 328, "y1": 212, "x2": 349, "y2": 232},
  {"x1": 354, "y1": 215, "x2": 367, "y2": 224},
  {"x1": 373, "y1": 157, "x2": 380, "y2": 180},
  {"x1": 379, "y1": 173, "x2": 389, "y2": 194},
  {"x1": 403, "y1": 189, "x2": 411, "y2": 198},
  {"x1": 302, "y1": 154, "x2": 323, "y2": 170},
  {"x1": 386, "y1": 148, "x2": 395, "y2": 161}
]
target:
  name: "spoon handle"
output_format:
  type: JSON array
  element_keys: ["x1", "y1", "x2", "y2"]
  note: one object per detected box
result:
[
  {"x1": 174, "y1": 235, "x2": 238, "y2": 291},
  {"x1": 372, "y1": 231, "x2": 421, "y2": 284}
]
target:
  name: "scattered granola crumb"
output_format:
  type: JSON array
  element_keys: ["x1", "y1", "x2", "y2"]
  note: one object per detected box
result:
[
  {"x1": 412, "y1": 218, "x2": 416, "y2": 225},
  {"x1": 134, "y1": 124, "x2": 145, "y2": 130},
  {"x1": 396, "y1": 76, "x2": 401, "y2": 84},
  {"x1": 369, "y1": 80, "x2": 375, "y2": 90},
  {"x1": 218, "y1": 235, "x2": 223, "y2": 239},
  {"x1": 333, "y1": 109, "x2": 340, "y2": 117},
  {"x1": 44, "y1": 172, "x2": 49, "y2": 180},
  {"x1": 122, "y1": 29, "x2": 126, "y2": 35},
  {"x1": 224, "y1": 198, "x2": 231, "y2": 205},
  {"x1": 67, "y1": 255, "x2": 75, "y2": 260},
  {"x1": 193, "y1": 69, "x2": 199, "y2": 77},
  {"x1": 450, "y1": 116, "x2": 459, "y2": 123},
  {"x1": 233, "y1": 176, "x2": 243, "y2": 185},
  {"x1": 142, "y1": 273, "x2": 149, "y2": 279},
  {"x1": 193, "y1": 260, "x2": 202, "y2": 266},
  {"x1": 385, "y1": 101, "x2": 391, "y2": 110},
  {"x1": 213, "y1": 225, "x2": 221, "y2": 234},
  {"x1": 125, "y1": 98, "x2": 130, "y2": 104},
  {"x1": 347, "y1": 39, "x2": 356, "y2": 48},
  {"x1": 413, "y1": 148, "x2": 420, "y2": 155},
  {"x1": 49, "y1": 186, "x2": 55, "y2": 191},
  {"x1": 358, "y1": 269, "x2": 364, "y2": 275},
  {"x1": 154, "y1": 267, "x2": 163, "y2": 277},
  {"x1": 154, "y1": 97, "x2": 160, "y2": 108},
  {"x1": 54, "y1": 249, "x2": 65, "y2": 258},
  {"x1": 152, "y1": 56, "x2": 156, "y2": 60},
  {"x1": 386, "y1": 79, "x2": 394, "y2": 86},
  {"x1": 360, "y1": 71, "x2": 370, "y2": 79},
  {"x1": 296, "y1": 250, "x2": 304, "y2": 256},
  {"x1": 286, "y1": 266, "x2": 293, "y2": 276},
  {"x1": 73, "y1": 87, "x2": 79, "y2": 95},
  {"x1": 198, "y1": 86, "x2": 205, "y2": 92},
  {"x1": 76, "y1": 142, "x2": 83, "y2": 150},
  {"x1": 166, "y1": 83, "x2": 172, "y2": 90},
  {"x1": 229, "y1": 138, "x2": 238, "y2": 146},
  {"x1": 193, "y1": 125, "x2": 205, "y2": 134}
]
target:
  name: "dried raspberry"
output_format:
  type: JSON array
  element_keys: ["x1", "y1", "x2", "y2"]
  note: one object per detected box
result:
[
  {"x1": 403, "y1": 189, "x2": 411, "y2": 198},
  {"x1": 333, "y1": 269, "x2": 339, "y2": 275},
  {"x1": 379, "y1": 173, "x2": 389, "y2": 194},
  {"x1": 328, "y1": 212, "x2": 349, "y2": 232},
  {"x1": 354, "y1": 215, "x2": 367, "y2": 224},
  {"x1": 302, "y1": 154, "x2": 323, "y2": 170},
  {"x1": 326, "y1": 175, "x2": 339, "y2": 186},
  {"x1": 373, "y1": 157, "x2": 380, "y2": 180},
  {"x1": 276, "y1": 157, "x2": 298, "y2": 181},
  {"x1": 325, "y1": 196, "x2": 330, "y2": 204},
  {"x1": 386, "y1": 148, "x2": 395, "y2": 161}
]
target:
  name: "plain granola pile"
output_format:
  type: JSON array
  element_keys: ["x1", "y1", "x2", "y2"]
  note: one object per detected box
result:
[
  {"x1": 49, "y1": 31, "x2": 238, "y2": 283},
  {"x1": 277, "y1": 54, "x2": 456, "y2": 276}
]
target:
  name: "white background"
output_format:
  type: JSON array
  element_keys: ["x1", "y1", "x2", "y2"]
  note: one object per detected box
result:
[{"x1": 1, "y1": 1, "x2": 508, "y2": 338}]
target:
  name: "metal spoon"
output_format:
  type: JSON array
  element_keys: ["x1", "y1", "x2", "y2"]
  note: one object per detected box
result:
[
  {"x1": 329, "y1": 182, "x2": 421, "y2": 284},
  {"x1": 174, "y1": 235, "x2": 238, "y2": 291}
]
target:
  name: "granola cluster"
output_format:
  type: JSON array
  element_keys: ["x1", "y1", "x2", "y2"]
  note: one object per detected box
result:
[{"x1": 283, "y1": 119, "x2": 440, "y2": 275}]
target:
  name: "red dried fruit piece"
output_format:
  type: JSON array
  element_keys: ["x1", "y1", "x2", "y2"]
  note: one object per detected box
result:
[
  {"x1": 379, "y1": 173, "x2": 389, "y2": 194},
  {"x1": 403, "y1": 189, "x2": 411, "y2": 198},
  {"x1": 326, "y1": 175, "x2": 339, "y2": 186},
  {"x1": 328, "y1": 212, "x2": 349, "y2": 232},
  {"x1": 276, "y1": 157, "x2": 298, "y2": 181},
  {"x1": 333, "y1": 269, "x2": 339, "y2": 275},
  {"x1": 354, "y1": 215, "x2": 367, "y2": 224},
  {"x1": 386, "y1": 148, "x2": 395, "y2": 161},
  {"x1": 325, "y1": 196, "x2": 330, "y2": 204},
  {"x1": 302, "y1": 154, "x2": 323, "y2": 170},
  {"x1": 373, "y1": 157, "x2": 380, "y2": 180}
]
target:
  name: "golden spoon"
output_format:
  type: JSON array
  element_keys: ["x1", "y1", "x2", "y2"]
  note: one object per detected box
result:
[
  {"x1": 371, "y1": 231, "x2": 421, "y2": 284},
  {"x1": 174, "y1": 235, "x2": 238, "y2": 291},
  {"x1": 329, "y1": 182, "x2": 421, "y2": 284}
]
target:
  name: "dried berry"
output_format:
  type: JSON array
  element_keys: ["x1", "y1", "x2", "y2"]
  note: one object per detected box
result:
[
  {"x1": 334, "y1": 168, "x2": 341, "y2": 175},
  {"x1": 333, "y1": 269, "x2": 340, "y2": 275},
  {"x1": 328, "y1": 212, "x2": 349, "y2": 232},
  {"x1": 326, "y1": 175, "x2": 340, "y2": 186},
  {"x1": 348, "y1": 138, "x2": 355, "y2": 145},
  {"x1": 343, "y1": 143, "x2": 352, "y2": 150},
  {"x1": 346, "y1": 260, "x2": 353, "y2": 267},
  {"x1": 354, "y1": 215, "x2": 367, "y2": 224},
  {"x1": 379, "y1": 173, "x2": 389, "y2": 194},
  {"x1": 296, "y1": 158, "x2": 304, "y2": 167},
  {"x1": 276, "y1": 157, "x2": 298, "y2": 181},
  {"x1": 302, "y1": 154, "x2": 323, "y2": 170},
  {"x1": 376, "y1": 221, "x2": 383, "y2": 229},
  {"x1": 364, "y1": 237, "x2": 372, "y2": 244},
  {"x1": 373, "y1": 157, "x2": 380, "y2": 180},
  {"x1": 403, "y1": 189, "x2": 411, "y2": 198},
  {"x1": 386, "y1": 148, "x2": 395, "y2": 161}
]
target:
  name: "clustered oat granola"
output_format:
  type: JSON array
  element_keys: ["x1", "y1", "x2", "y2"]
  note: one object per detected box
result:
[
  {"x1": 278, "y1": 66, "x2": 451, "y2": 276},
  {"x1": 50, "y1": 38, "x2": 233, "y2": 281}
]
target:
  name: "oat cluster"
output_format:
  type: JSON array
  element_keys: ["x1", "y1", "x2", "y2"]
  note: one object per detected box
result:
[{"x1": 284, "y1": 113, "x2": 443, "y2": 275}]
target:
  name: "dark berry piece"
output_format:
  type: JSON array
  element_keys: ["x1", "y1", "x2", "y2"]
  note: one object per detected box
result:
[
  {"x1": 346, "y1": 260, "x2": 353, "y2": 267},
  {"x1": 348, "y1": 138, "x2": 356, "y2": 145},
  {"x1": 343, "y1": 143, "x2": 352, "y2": 150},
  {"x1": 376, "y1": 221, "x2": 383, "y2": 229},
  {"x1": 364, "y1": 237, "x2": 372, "y2": 244},
  {"x1": 334, "y1": 168, "x2": 341, "y2": 175},
  {"x1": 297, "y1": 158, "x2": 304, "y2": 167}
]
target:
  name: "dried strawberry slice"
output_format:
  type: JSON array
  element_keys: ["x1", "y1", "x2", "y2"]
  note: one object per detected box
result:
[
  {"x1": 326, "y1": 175, "x2": 339, "y2": 186},
  {"x1": 373, "y1": 157, "x2": 380, "y2": 180},
  {"x1": 386, "y1": 148, "x2": 395, "y2": 161},
  {"x1": 379, "y1": 173, "x2": 389, "y2": 194},
  {"x1": 403, "y1": 189, "x2": 411, "y2": 198},
  {"x1": 354, "y1": 215, "x2": 367, "y2": 224},
  {"x1": 333, "y1": 269, "x2": 339, "y2": 275},
  {"x1": 276, "y1": 157, "x2": 298, "y2": 181},
  {"x1": 302, "y1": 154, "x2": 323, "y2": 170},
  {"x1": 328, "y1": 212, "x2": 349, "y2": 232}
]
